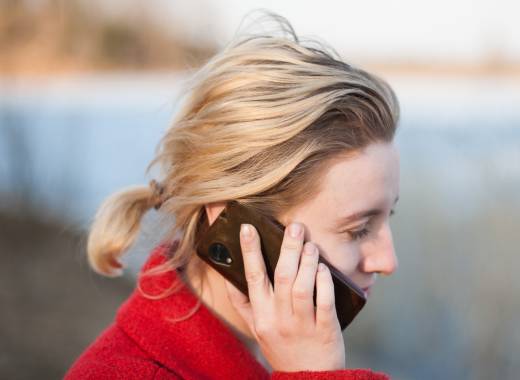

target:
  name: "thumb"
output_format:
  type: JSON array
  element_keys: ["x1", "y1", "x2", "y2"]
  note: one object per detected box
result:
[{"x1": 224, "y1": 279, "x2": 255, "y2": 328}]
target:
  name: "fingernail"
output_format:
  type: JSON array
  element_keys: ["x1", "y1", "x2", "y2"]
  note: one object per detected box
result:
[
  {"x1": 289, "y1": 223, "x2": 302, "y2": 238},
  {"x1": 318, "y1": 263, "x2": 327, "y2": 272},
  {"x1": 240, "y1": 224, "x2": 253, "y2": 240}
]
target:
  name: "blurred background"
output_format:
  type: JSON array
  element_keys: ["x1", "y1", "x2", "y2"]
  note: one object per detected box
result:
[{"x1": 1, "y1": 1, "x2": 519, "y2": 379}]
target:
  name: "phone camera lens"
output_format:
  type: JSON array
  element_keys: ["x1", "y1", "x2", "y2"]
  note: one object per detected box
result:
[{"x1": 208, "y1": 243, "x2": 233, "y2": 266}]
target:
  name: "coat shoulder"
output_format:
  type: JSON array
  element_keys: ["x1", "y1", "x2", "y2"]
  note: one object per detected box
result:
[{"x1": 64, "y1": 323, "x2": 179, "y2": 379}]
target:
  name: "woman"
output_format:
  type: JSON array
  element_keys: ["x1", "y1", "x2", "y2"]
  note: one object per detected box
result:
[{"x1": 65, "y1": 12, "x2": 400, "y2": 380}]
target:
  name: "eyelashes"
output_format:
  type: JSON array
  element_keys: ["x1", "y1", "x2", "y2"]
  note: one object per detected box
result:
[
  {"x1": 347, "y1": 209, "x2": 396, "y2": 241},
  {"x1": 349, "y1": 227, "x2": 370, "y2": 241}
]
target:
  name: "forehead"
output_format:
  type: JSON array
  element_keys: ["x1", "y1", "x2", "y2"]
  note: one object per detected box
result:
[{"x1": 309, "y1": 142, "x2": 400, "y2": 214}]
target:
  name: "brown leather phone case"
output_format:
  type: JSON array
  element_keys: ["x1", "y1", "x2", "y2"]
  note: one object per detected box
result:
[{"x1": 196, "y1": 200, "x2": 366, "y2": 330}]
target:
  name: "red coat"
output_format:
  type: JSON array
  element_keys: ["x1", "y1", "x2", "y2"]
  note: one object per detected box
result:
[{"x1": 65, "y1": 243, "x2": 390, "y2": 380}]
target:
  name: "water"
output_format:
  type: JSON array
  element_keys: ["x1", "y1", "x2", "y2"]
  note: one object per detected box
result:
[
  {"x1": 1, "y1": 72, "x2": 519, "y2": 379},
  {"x1": 0, "y1": 73, "x2": 183, "y2": 223}
]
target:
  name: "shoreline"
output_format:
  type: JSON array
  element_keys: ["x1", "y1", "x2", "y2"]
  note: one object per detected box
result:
[{"x1": 2, "y1": 62, "x2": 520, "y2": 79}]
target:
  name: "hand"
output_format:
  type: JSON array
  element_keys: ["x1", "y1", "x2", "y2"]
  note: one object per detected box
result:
[{"x1": 224, "y1": 222, "x2": 345, "y2": 372}]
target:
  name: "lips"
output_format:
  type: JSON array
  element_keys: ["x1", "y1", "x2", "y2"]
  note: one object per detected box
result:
[{"x1": 360, "y1": 283, "x2": 375, "y2": 297}]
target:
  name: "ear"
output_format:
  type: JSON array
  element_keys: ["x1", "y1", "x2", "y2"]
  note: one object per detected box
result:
[{"x1": 204, "y1": 202, "x2": 227, "y2": 226}]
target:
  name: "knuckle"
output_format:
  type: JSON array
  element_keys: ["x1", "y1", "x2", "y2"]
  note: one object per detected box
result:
[
  {"x1": 317, "y1": 300, "x2": 335, "y2": 313},
  {"x1": 240, "y1": 235, "x2": 258, "y2": 249},
  {"x1": 277, "y1": 321, "x2": 293, "y2": 339},
  {"x1": 246, "y1": 270, "x2": 266, "y2": 285},
  {"x1": 282, "y1": 240, "x2": 301, "y2": 252},
  {"x1": 240, "y1": 244, "x2": 258, "y2": 255},
  {"x1": 274, "y1": 268, "x2": 293, "y2": 284},
  {"x1": 303, "y1": 242, "x2": 317, "y2": 256},
  {"x1": 254, "y1": 320, "x2": 271, "y2": 338},
  {"x1": 300, "y1": 255, "x2": 318, "y2": 267},
  {"x1": 292, "y1": 286, "x2": 311, "y2": 300}
]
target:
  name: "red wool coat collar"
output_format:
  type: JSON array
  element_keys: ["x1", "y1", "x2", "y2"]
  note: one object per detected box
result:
[{"x1": 116, "y1": 243, "x2": 270, "y2": 379}]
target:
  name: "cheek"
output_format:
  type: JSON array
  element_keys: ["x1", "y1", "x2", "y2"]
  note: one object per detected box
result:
[{"x1": 311, "y1": 233, "x2": 361, "y2": 275}]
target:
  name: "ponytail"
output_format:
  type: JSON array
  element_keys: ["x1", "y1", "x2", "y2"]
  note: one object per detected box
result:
[{"x1": 87, "y1": 183, "x2": 161, "y2": 277}]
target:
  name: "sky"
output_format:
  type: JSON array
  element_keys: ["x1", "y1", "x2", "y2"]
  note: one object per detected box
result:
[{"x1": 147, "y1": 0, "x2": 520, "y2": 64}]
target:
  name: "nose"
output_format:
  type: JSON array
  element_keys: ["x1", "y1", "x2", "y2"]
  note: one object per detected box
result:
[{"x1": 359, "y1": 222, "x2": 398, "y2": 275}]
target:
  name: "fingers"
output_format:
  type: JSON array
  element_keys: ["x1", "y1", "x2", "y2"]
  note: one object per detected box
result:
[
  {"x1": 239, "y1": 221, "x2": 337, "y2": 336},
  {"x1": 292, "y1": 242, "x2": 319, "y2": 323},
  {"x1": 239, "y1": 224, "x2": 272, "y2": 313},
  {"x1": 315, "y1": 263, "x2": 339, "y2": 330},
  {"x1": 274, "y1": 223, "x2": 304, "y2": 318}
]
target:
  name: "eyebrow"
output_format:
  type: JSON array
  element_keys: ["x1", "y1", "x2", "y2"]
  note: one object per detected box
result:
[{"x1": 334, "y1": 196, "x2": 399, "y2": 229}]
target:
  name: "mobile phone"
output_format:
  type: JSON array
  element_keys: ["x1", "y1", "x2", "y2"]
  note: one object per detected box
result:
[{"x1": 195, "y1": 200, "x2": 366, "y2": 330}]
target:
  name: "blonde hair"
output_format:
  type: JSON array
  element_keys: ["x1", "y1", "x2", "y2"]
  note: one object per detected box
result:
[{"x1": 87, "y1": 11, "x2": 399, "y2": 301}]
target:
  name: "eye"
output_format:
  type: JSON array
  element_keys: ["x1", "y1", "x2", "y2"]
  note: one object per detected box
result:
[{"x1": 348, "y1": 226, "x2": 371, "y2": 241}]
